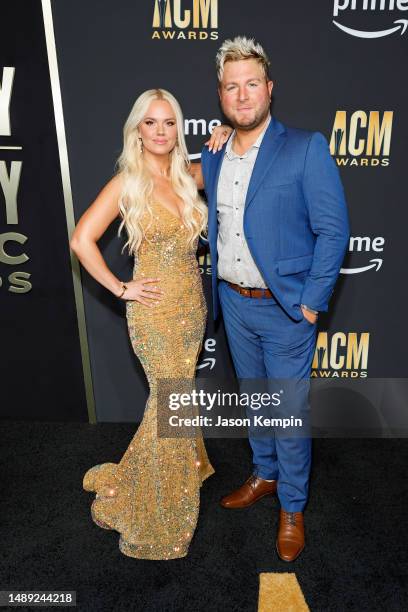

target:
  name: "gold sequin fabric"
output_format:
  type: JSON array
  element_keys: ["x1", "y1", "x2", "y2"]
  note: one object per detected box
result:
[{"x1": 83, "y1": 202, "x2": 214, "y2": 560}]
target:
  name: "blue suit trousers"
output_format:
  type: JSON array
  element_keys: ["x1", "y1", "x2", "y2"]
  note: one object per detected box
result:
[{"x1": 218, "y1": 280, "x2": 317, "y2": 512}]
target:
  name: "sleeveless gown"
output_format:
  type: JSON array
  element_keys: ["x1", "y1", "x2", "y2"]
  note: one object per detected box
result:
[{"x1": 83, "y1": 202, "x2": 214, "y2": 560}]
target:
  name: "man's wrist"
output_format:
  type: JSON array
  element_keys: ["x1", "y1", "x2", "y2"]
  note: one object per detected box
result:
[{"x1": 300, "y1": 304, "x2": 319, "y2": 316}]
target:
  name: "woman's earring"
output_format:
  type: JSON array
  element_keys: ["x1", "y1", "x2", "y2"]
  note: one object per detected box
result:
[{"x1": 138, "y1": 137, "x2": 143, "y2": 153}]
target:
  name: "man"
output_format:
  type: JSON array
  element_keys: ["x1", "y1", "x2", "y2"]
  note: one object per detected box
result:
[{"x1": 198, "y1": 36, "x2": 350, "y2": 561}]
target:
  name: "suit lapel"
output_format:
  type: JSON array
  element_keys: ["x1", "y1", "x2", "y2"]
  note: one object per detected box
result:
[
  {"x1": 208, "y1": 144, "x2": 227, "y2": 238},
  {"x1": 244, "y1": 117, "x2": 287, "y2": 211}
]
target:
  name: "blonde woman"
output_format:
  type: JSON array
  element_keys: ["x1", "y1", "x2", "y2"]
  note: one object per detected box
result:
[{"x1": 70, "y1": 89, "x2": 231, "y2": 560}]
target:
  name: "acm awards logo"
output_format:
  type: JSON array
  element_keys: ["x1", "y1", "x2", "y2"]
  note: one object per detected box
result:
[
  {"x1": 312, "y1": 332, "x2": 370, "y2": 378},
  {"x1": 330, "y1": 111, "x2": 393, "y2": 167},
  {"x1": 0, "y1": 66, "x2": 31, "y2": 294},
  {"x1": 152, "y1": 0, "x2": 219, "y2": 40},
  {"x1": 333, "y1": 1, "x2": 408, "y2": 38}
]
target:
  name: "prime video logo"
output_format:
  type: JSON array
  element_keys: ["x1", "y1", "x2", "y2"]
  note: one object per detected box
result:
[{"x1": 333, "y1": 0, "x2": 408, "y2": 38}]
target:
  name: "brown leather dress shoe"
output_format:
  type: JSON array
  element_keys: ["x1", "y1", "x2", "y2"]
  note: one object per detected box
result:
[
  {"x1": 276, "y1": 509, "x2": 305, "y2": 562},
  {"x1": 220, "y1": 474, "x2": 277, "y2": 508}
]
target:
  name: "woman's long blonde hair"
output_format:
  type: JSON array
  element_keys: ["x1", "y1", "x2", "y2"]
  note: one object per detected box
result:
[{"x1": 117, "y1": 89, "x2": 207, "y2": 255}]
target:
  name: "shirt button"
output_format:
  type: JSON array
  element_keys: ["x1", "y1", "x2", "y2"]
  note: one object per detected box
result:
[
  {"x1": 236, "y1": 233, "x2": 240, "y2": 236},
  {"x1": 234, "y1": 181, "x2": 239, "y2": 185},
  {"x1": 235, "y1": 207, "x2": 238, "y2": 210},
  {"x1": 237, "y1": 258, "x2": 241, "y2": 262},
  {"x1": 240, "y1": 281, "x2": 244, "y2": 285}
]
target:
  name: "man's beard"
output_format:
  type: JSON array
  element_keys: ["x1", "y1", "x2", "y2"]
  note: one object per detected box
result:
[{"x1": 224, "y1": 105, "x2": 270, "y2": 132}]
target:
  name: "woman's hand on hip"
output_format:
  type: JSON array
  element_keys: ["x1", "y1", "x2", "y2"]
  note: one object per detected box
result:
[{"x1": 122, "y1": 278, "x2": 163, "y2": 307}]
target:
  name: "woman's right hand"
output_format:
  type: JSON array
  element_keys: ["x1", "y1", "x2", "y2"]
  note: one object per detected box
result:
[{"x1": 121, "y1": 278, "x2": 163, "y2": 307}]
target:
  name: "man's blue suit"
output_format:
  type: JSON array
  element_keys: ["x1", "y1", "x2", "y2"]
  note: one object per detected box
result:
[{"x1": 201, "y1": 116, "x2": 350, "y2": 512}]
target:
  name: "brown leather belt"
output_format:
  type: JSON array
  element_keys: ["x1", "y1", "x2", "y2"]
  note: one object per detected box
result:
[{"x1": 227, "y1": 281, "x2": 274, "y2": 298}]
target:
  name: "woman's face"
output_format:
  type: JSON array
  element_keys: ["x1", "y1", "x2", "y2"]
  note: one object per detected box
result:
[{"x1": 138, "y1": 100, "x2": 178, "y2": 156}]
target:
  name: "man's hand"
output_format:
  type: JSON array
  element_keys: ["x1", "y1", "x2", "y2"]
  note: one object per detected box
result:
[{"x1": 300, "y1": 305, "x2": 318, "y2": 324}]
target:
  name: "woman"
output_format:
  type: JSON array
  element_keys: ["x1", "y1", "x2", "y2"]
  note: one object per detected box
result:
[{"x1": 70, "y1": 88, "x2": 231, "y2": 560}]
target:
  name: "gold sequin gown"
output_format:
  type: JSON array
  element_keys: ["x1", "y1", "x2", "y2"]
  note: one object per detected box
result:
[{"x1": 83, "y1": 202, "x2": 214, "y2": 560}]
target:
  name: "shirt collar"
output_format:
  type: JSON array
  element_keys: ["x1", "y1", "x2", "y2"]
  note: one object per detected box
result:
[{"x1": 225, "y1": 114, "x2": 271, "y2": 161}]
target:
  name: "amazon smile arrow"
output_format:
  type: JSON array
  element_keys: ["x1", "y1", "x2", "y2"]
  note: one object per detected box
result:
[
  {"x1": 333, "y1": 18, "x2": 408, "y2": 38},
  {"x1": 196, "y1": 358, "x2": 216, "y2": 370},
  {"x1": 341, "y1": 258, "x2": 383, "y2": 275}
]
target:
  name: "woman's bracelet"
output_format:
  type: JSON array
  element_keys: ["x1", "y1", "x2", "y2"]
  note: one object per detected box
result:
[{"x1": 118, "y1": 282, "x2": 128, "y2": 299}]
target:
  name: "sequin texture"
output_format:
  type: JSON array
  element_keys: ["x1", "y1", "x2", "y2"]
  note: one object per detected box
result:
[{"x1": 83, "y1": 202, "x2": 214, "y2": 560}]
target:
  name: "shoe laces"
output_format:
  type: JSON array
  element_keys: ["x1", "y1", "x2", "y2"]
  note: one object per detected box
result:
[
  {"x1": 284, "y1": 512, "x2": 297, "y2": 527},
  {"x1": 247, "y1": 474, "x2": 258, "y2": 489}
]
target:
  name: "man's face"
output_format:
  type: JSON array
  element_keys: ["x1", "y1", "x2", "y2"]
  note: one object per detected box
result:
[{"x1": 218, "y1": 58, "x2": 273, "y2": 131}]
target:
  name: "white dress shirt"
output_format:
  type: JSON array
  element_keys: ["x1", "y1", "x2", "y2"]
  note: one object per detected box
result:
[{"x1": 216, "y1": 115, "x2": 271, "y2": 288}]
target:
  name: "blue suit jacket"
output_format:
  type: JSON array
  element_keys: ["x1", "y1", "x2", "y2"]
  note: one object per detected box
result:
[{"x1": 201, "y1": 116, "x2": 350, "y2": 321}]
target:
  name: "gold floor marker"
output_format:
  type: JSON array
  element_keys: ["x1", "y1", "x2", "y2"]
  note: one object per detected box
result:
[{"x1": 258, "y1": 573, "x2": 310, "y2": 612}]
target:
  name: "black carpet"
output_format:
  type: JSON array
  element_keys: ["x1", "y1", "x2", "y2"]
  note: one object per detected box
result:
[{"x1": 1, "y1": 422, "x2": 407, "y2": 611}]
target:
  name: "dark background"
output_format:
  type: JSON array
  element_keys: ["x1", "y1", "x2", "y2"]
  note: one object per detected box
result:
[
  {"x1": 0, "y1": 0, "x2": 88, "y2": 420},
  {"x1": 1, "y1": 0, "x2": 407, "y2": 422}
]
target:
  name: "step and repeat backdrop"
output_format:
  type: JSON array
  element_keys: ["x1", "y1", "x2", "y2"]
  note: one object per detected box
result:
[{"x1": 1, "y1": 0, "x2": 407, "y2": 425}]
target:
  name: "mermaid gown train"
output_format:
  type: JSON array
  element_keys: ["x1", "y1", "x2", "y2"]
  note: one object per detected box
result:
[{"x1": 83, "y1": 202, "x2": 214, "y2": 560}]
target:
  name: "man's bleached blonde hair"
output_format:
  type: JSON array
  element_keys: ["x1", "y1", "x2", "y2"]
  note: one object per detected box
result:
[{"x1": 216, "y1": 36, "x2": 271, "y2": 83}]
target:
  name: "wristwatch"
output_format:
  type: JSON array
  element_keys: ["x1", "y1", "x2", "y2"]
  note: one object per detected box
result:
[{"x1": 300, "y1": 304, "x2": 319, "y2": 316}]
